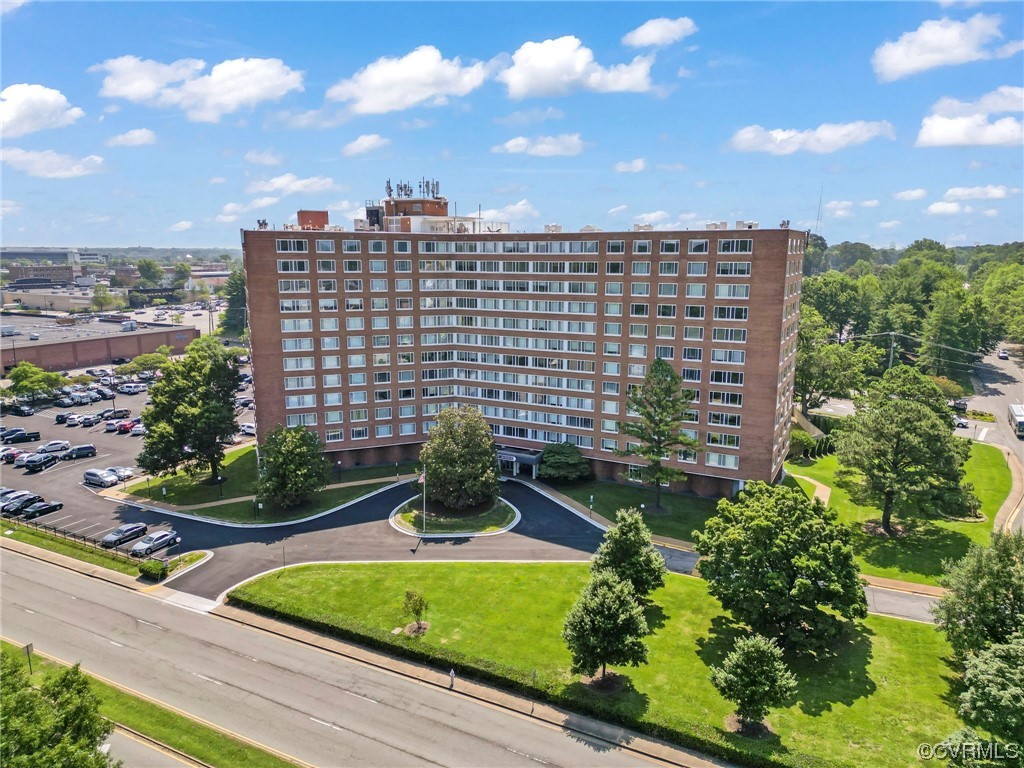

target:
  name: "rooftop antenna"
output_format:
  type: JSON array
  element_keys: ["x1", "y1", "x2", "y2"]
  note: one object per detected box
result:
[{"x1": 814, "y1": 184, "x2": 823, "y2": 235}]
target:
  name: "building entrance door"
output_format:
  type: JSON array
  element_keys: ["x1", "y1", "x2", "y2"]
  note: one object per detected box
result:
[{"x1": 499, "y1": 458, "x2": 517, "y2": 475}]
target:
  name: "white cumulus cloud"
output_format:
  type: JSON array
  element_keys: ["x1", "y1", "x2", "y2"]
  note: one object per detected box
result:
[
  {"x1": 1, "y1": 147, "x2": 103, "y2": 178},
  {"x1": 1, "y1": 0, "x2": 30, "y2": 15},
  {"x1": 493, "y1": 107, "x2": 565, "y2": 126},
  {"x1": 0, "y1": 83, "x2": 84, "y2": 138},
  {"x1": 729, "y1": 120, "x2": 895, "y2": 154},
  {"x1": 342, "y1": 134, "x2": 391, "y2": 156},
  {"x1": 219, "y1": 197, "x2": 279, "y2": 222},
  {"x1": 634, "y1": 210, "x2": 670, "y2": 225},
  {"x1": 497, "y1": 36, "x2": 653, "y2": 98},
  {"x1": 1, "y1": 199, "x2": 21, "y2": 218},
  {"x1": 90, "y1": 55, "x2": 303, "y2": 123},
  {"x1": 614, "y1": 158, "x2": 646, "y2": 173},
  {"x1": 105, "y1": 128, "x2": 156, "y2": 147},
  {"x1": 860, "y1": 199, "x2": 880, "y2": 208},
  {"x1": 872, "y1": 14, "x2": 1022, "y2": 82},
  {"x1": 944, "y1": 184, "x2": 1016, "y2": 200},
  {"x1": 247, "y1": 173, "x2": 334, "y2": 196},
  {"x1": 479, "y1": 199, "x2": 540, "y2": 221},
  {"x1": 926, "y1": 201, "x2": 962, "y2": 215},
  {"x1": 608, "y1": 205, "x2": 628, "y2": 216},
  {"x1": 916, "y1": 86, "x2": 1023, "y2": 147},
  {"x1": 244, "y1": 149, "x2": 282, "y2": 166},
  {"x1": 879, "y1": 220, "x2": 901, "y2": 229},
  {"x1": 894, "y1": 188, "x2": 927, "y2": 200},
  {"x1": 622, "y1": 17, "x2": 698, "y2": 48},
  {"x1": 825, "y1": 200, "x2": 855, "y2": 218},
  {"x1": 209, "y1": 176, "x2": 226, "y2": 185},
  {"x1": 326, "y1": 46, "x2": 487, "y2": 114},
  {"x1": 169, "y1": 220, "x2": 192, "y2": 232},
  {"x1": 983, "y1": 209, "x2": 999, "y2": 217},
  {"x1": 491, "y1": 133, "x2": 584, "y2": 157}
]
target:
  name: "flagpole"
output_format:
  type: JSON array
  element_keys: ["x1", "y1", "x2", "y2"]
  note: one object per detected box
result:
[{"x1": 422, "y1": 470, "x2": 427, "y2": 536}]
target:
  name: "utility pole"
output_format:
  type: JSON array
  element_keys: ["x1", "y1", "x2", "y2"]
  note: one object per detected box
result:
[{"x1": 888, "y1": 331, "x2": 895, "y2": 370}]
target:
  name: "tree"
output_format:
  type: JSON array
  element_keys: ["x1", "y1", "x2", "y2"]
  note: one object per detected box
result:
[
  {"x1": 958, "y1": 633, "x2": 1024, "y2": 745},
  {"x1": 404, "y1": 590, "x2": 429, "y2": 631},
  {"x1": 137, "y1": 336, "x2": 241, "y2": 482},
  {"x1": 591, "y1": 508, "x2": 667, "y2": 602},
  {"x1": 615, "y1": 358, "x2": 700, "y2": 509},
  {"x1": 254, "y1": 426, "x2": 331, "y2": 509},
  {"x1": 5, "y1": 362, "x2": 64, "y2": 398},
  {"x1": 537, "y1": 441, "x2": 592, "y2": 482},
  {"x1": 802, "y1": 271, "x2": 859, "y2": 339},
  {"x1": 171, "y1": 262, "x2": 191, "y2": 289},
  {"x1": 126, "y1": 291, "x2": 147, "y2": 309},
  {"x1": 834, "y1": 366, "x2": 976, "y2": 535},
  {"x1": 786, "y1": 428, "x2": 815, "y2": 459},
  {"x1": 90, "y1": 285, "x2": 115, "y2": 312},
  {"x1": 694, "y1": 481, "x2": 867, "y2": 650},
  {"x1": 114, "y1": 350, "x2": 171, "y2": 378},
  {"x1": 933, "y1": 532, "x2": 1024, "y2": 662},
  {"x1": 418, "y1": 405, "x2": 500, "y2": 511},
  {"x1": 709, "y1": 634, "x2": 796, "y2": 728},
  {"x1": 136, "y1": 258, "x2": 163, "y2": 284},
  {"x1": 562, "y1": 570, "x2": 649, "y2": 680},
  {"x1": 802, "y1": 233, "x2": 828, "y2": 275},
  {"x1": 794, "y1": 306, "x2": 881, "y2": 414},
  {"x1": 980, "y1": 263, "x2": 1024, "y2": 344},
  {"x1": 0, "y1": 654, "x2": 118, "y2": 768},
  {"x1": 222, "y1": 267, "x2": 248, "y2": 335}
]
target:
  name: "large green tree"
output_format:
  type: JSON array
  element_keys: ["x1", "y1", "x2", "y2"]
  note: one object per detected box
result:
[
  {"x1": 834, "y1": 366, "x2": 976, "y2": 535},
  {"x1": 615, "y1": 357, "x2": 700, "y2": 509},
  {"x1": 802, "y1": 271, "x2": 859, "y2": 340},
  {"x1": 802, "y1": 233, "x2": 828, "y2": 276},
  {"x1": 171, "y1": 262, "x2": 192, "y2": 289},
  {"x1": 794, "y1": 306, "x2": 881, "y2": 414},
  {"x1": 137, "y1": 336, "x2": 241, "y2": 482},
  {"x1": 958, "y1": 633, "x2": 1024, "y2": 745},
  {"x1": 114, "y1": 348, "x2": 172, "y2": 378},
  {"x1": 5, "y1": 362, "x2": 64, "y2": 398},
  {"x1": 136, "y1": 258, "x2": 163, "y2": 284},
  {"x1": 90, "y1": 285, "x2": 116, "y2": 312},
  {"x1": 980, "y1": 262, "x2": 1024, "y2": 344},
  {"x1": 0, "y1": 654, "x2": 118, "y2": 768},
  {"x1": 591, "y1": 508, "x2": 667, "y2": 602},
  {"x1": 222, "y1": 267, "x2": 248, "y2": 335},
  {"x1": 694, "y1": 481, "x2": 867, "y2": 650},
  {"x1": 933, "y1": 532, "x2": 1024, "y2": 663},
  {"x1": 537, "y1": 441, "x2": 592, "y2": 482},
  {"x1": 255, "y1": 426, "x2": 331, "y2": 509},
  {"x1": 418, "y1": 405, "x2": 500, "y2": 511},
  {"x1": 562, "y1": 570, "x2": 649, "y2": 680},
  {"x1": 709, "y1": 634, "x2": 797, "y2": 728}
]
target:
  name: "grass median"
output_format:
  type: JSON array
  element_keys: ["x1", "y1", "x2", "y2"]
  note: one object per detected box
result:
[
  {"x1": 395, "y1": 497, "x2": 516, "y2": 534},
  {"x1": 1, "y1": 641, "x2": 299, "y2": 768},
  {"x1": 785, "y1": 442, "x2": 1011, "y2": 586},
  {"x1": 229, "y1": 562, "x2": 965, "y2": 768},
  {"x1": 181, "y1": 481, "x2": 392, "y2": 523}
]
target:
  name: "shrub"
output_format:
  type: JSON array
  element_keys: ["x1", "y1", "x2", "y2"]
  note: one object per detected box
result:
[
  {"x1": 138, "y1": 558, "x2": 168, "y2": 581},
  {"x1": 538, "y1": 442, "x2": 592, "y2": 482},
  {"x1": 787, "y1": 428, "x2": 816, "y2": 459}
]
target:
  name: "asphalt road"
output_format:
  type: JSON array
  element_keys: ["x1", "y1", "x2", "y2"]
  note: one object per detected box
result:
[
  {"x1": 2, "y1": 551, "x2": 662, "y2": 768},
  {"x1": 104, "y1": 729, "x2": 195, "y2": 768}
]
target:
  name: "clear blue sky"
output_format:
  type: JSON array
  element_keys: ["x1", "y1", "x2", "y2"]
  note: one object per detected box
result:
[{"x1": 2, "y1": 1, "x2": 1021, "y2": 249}]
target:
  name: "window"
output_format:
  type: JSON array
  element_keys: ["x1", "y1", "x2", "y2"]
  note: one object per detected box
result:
[
  {"x1": 394, "y1": 242, "x2": 411, "y2": 255},
  {"x1": 277, "y1": 258, "x2": 308, "y2": 272},
  {"x1": 604, "y1": 322, "x2": 621, "y2": 335},
  {"x1": 655, "y1": 345, "x2": 674, "y2": 359},
  {"x1": 710, "y1": 370, "x2": 745, "y2": 386},
  {"x1": 713, "y1": 327, "x2": 747, "y2": 342},
  {"x1": 321, "y1": 355, "x2": 341, "y2": 369},
  {"x1": 717, "y1": 261, "x2": 752, "y2": 276},
  {"x1": 374, "y1": 371, "x2": 392, "y2": 385},
  {"x1": 630, "y1": 303, "x2": 649, "y2": 317},
  {"x1": 317, "y1": 259, "x2": 336, "y2": 272},
  {"x1": 286, "y1": 413, "x2": 317, "y2": 427},
  {"x1": 718, "y1": 239, "x2": 753, "y2": 254},
  {"x1": 281, "y1": 318, "x2": 313, "y2": 332},
  {"x1": 318, "y1": 279, "x2": 337, "y2": 292},
  {"x1": 711, "y1": 349, "x2": 746, "y2": 364},
  {"x1": 656, "y1": 304, "x2": 676, "y2": 318},
  {"x1": 683, "y1": 326, "x2": 704, "y2": 340},
  {"x1": 344, "y1": 279, "x2": 363, "y2": 291},
  {"x1": 715, "y1": 283, "x2": 751, "y2": 299},
  {"x1": 604, "y1": 302, "x2": 622, "y2": 316},
  {"x1": 285, "y1": 394, "x2": 317, "y2": 409},
  {"x1": 316, "y1": 240, "x2": 335, "y2": 253},
  {"x1": 326, "y1": 429, "x2": 344, "y2": 442},
  {"x1": 605, "y1": 282, "x2": 623, "y2": 295},
  {"x1": 325, "y1": 410, "x2": 343, "y2": 424},
  {"x1": 684, "y1": 305, "x2": 705, "y2": 319},
  {"x1": 374, "y1": 389, "x2": 392, "y2": 402},
  {"x1": 656, "y1": 324, "x2": 676, "y2": 339},
  {"x1": 688, "y1": 239, "x2": 709, "y2": 254},
  {"x1": 348, "y1": 355, "x2": 366, "y2": 369},
  {"x1": 602, "y1": 400, "x2": 620, "y2": 415},
  {"x1": 371, "y1": 279, "x2": 388, "y2": 292},
  {"x1": 631, "y1": 260, "x2": 651, "y2": 274},
  {"x1": 320, "y1": 317, "x2": 339, "y2": 332},
  {"x1": 399, "y1": 422, "x2": 416, "y2": 436},
  {"x1": 283, "y1": 356, "x2": 314, "y2": 370},
  {"x1": 395, "y1": 257, "x2": 412, "y2": 270},
  {"x1": 351, "y1": 427, "x2": 369, "y2": 440},
  {"x1": 346, "y1": 317, "x2": 364, "y2": 331},
  {"x1": 706, "y1": 452, "x2": 739, "y2": 469},
  {"x1": 374, "y1": 424, "x2": 392, "y2": 438},
  {"x1": 604, "y1": 342, "x2": 621, "y2": 355},
  {"x1": 371, "y1": 316, "x2": 389, "y2": 330},
  {"x1": 348, "y1": 336, "x2": 365, "y2": 349},
  {"x1": 685, "y1": 283, "x2": 706, "y2": 298},
  {"x1": 276, "y1": 240, "x2": 308, "y2": 254},
  {"x1": 342, "y1": 240, "x2": 361, "y2": 254},
  {"x1": 660, "y1": 240, "x2": 680, "y2": 254},
  {"x1": 607, "y1": 242, "x2": 625, "y2": 255},
  {"x1": 343, "y1": 260, "x2": 361, "y2": 273},
  {"x1": 709, "y1": 390, "x2": 743, "y2": 407},
  {"x1": 278, "y1": 279, "x2": 310, "y2": 292},
  {"x1": 707, "y1": 432, "x2": 741, "y2": 448},
  {"x1": 713, "y1": 306, "x2": 749, "y2": 321},
  {"x1": 319, "y1": 298, "x2": 339, "y2": 312},
  {"x1": 324, "y1": 393, "x2": 343, "y2": 406},
  {"x1": 687, "y1": 261, "x2": 708, "y2": 277},
  {"x1": 631, "y1": 282, "x2": 650, "y2": 296},
  {"x1": 282, "y1": 338, "x2": 313, "y2": 351},
  {"x1": 603, "y1": 381, "x2": 620, "y2": 395},
  {"x1": 629, "y1": 324, "x2": 648, "y2": 338},
  {"x1": 601, "y1": 438, "x2": 618, "y2": 451},
  {"x1": 321, "y1": 337, "x2": 340, "y2": 350},
  {"x1": 633, "y1": 241, "x2": 652, "y2": 255},
  {"x1": 628, "y1": 363, "x2": 647, "y2": 378},
  {"x1": 369, "y1": 241, "x2": 386, "y2": 255},
  {"x1": 682, "y1": 347, "x2": 703, "y2": 361},
  {"x1": 603, "y1": 362, "x2": 621, "y2": 375},
  {"x1": 279, "y1": 299, "x2": 311, "y2": 313},
  {"x1": 284, "y1": 376, "x2": 315, "y2": 390},
  {"x1": 658, "y1": 283, "x2": 678, "y2": 297},
  {"x1": 323, "y1": 374, "x2": 343, "y2": 387},
  {"x1": 373, "y1": 352, "x2": 390, "y2": 365}
]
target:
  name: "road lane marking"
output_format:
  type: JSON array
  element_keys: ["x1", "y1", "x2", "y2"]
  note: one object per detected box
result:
[
  {"x1": 71, "y1": 523, "x2": 103, "y2": 534},
  {"x1": 46, "y1": 514, "x2": 72, "y2": 525},
  {"x1": 345, "y1": 690, "x2": 377, "y2": 704},
  {"x1": 192, "y1": 672, "x2": 222, "y2": 686},
  {"x1": 109, "y1": 640, "x2": 123, "y2": 647},
  {"x1": 978, "y1": 428, "x2": 989, "y2": 442},
  {"x1": 63, "y1": 518, "x2": 89, "y2": 529},
  {"x1": 23, "y1": 609, "x2": 34, "y2": 614},
  {"x1": 309, "y1": 717, "x2": 332, "y2": 728},
  {"x1": 506, "y1": 747, "x2": 550, "y2": 765},
  {"x1": 138, "y1": 619, "x2": 165, "y2": 630},
  {"x1": 228, "y1": 649, "x2": 258, "y2": 662}
]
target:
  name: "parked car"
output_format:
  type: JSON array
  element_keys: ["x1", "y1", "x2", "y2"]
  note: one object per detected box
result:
[
  {"x1": 83, "y1": 468, "x2": 119, "y2": 487},
  {"x1": 137, "y1": 370, "x2": 155, "y2": 380},
  {"x1": 100, "y1": 522, "x2": 148, "y2": 548},
  {"x1": 0, "y1": 448, "x2": 18, "y2": 462},
  {"x1": 61, "y1": 444, "x2": 97, "y2": 460},
  {"x1": 2, "y1": 448, "x2": 27, "y2": 464},
  {"x1": 65, "y1": 414, "x2": 83, "y2": 426},
  {"x1": 20, "y1": 500, "x2": 64, "y2": 519},
  {"x1": 118, "y1": 383, "x2": 147, "y2": 395},
  {"x1": 3, "y1": 430, "x2": 41, "y2": 445},
  {"x1": 105, "y1": 466, "x2": 135, "y2": 481},
  {"x1": 950, "y1": 400, "x2": 968, "y2": 413},
  {"x1": 79, "y1": 414, "x2": 101, "y2": 427},
  {"x1": 97, "y1": 388, "x2": 115, "y2": 400},
  {"x1": 235, "y1": 397, "x2": 254, "y2": 408},
  {"x1": 112, "y1": 356, "x2": 132, "y2": 365},
  {"x1": 997, "y1": 349, "x2": 1010, "y2": 360},
  {"x1": 131, "y1": 529, "x2": 179, "y2": 557},
  {"x1": 104, "y1": 420, "x2": 119, "y2": 432},
  {"x1": 0, "y1": 487, "x2": 22, "y2": 501},
  {"x1": 952, "y1": 415, "x2": 969, "y2": 429},
  {"x1": 25, "y1": 453, "x2": 59, "y2": 472},
  {"x1": 54, "y1": 411, "x2": 74, "y2": 424},
  {"x1": 111, "y1": 408, "x2": 131, "y2": 419},
  {"x1": 56, "y1": 397, "x2": 75, "y2": 408},
  {"x1": 2, "y1": 493, "x2": 43, "y2": 515},
  {"x1": 1, "y1": 427, "x2": 27, "y2": 440},
  {"x1": 130, "y1": 424, "x2": 147, "y2": 436},
  {"x1": 37, "y1": 440, "x2": 72, "y2": 454},
  {"x1": 240, "y1": 423, "x2": 257, "y2": 436},
  {"x1": 0, "y1": 403, "x2": 35, "y2": 417},
  {"x1": 116, "y1": 421, "x2": 135, "y2": 434}
]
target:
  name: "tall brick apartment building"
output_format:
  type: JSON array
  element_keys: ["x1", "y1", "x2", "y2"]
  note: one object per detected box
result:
[{"x1": 242, "y1": 183, "x2": 804, "y2": 496}]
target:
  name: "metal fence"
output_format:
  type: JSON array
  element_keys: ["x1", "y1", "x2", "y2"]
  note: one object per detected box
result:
[{"x1": 12, "y1": 517, "x2": 137, "y2": 563}]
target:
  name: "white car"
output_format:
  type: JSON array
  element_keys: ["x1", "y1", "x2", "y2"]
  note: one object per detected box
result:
[
  {"x1": 37, "y1": 440, "x2": 71, "y2": 453},
  {"x1": 14, "y1": 453, "x2": 39, "y2": 468},
  {"x1": 104, "y1": 420, "x2": 119, "y2": 432},
  {"x1": 130, "y1": 424, "x2": 147, "y2": 436},
  {"x1": 105, "y1": 466, "x2": 135, "y2": 480},
  {"x1": 65, "y1": 414, "x2": 82, "y2": 426},
  {"x1": 239, "y1": 423, "x2": 257, "y2": 436}
]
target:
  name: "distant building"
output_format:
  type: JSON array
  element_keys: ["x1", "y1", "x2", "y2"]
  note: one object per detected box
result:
[
  {"x1": 0, "y1": 247, "x2": 104, "y2": 266},
  {"x1": 6, "y1": 264, "x2": 84, "y2": 282}
]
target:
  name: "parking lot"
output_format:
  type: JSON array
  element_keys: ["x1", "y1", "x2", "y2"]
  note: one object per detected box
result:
[{"x1": 1, "y1": 368, "x2": 254, "y2": 559}]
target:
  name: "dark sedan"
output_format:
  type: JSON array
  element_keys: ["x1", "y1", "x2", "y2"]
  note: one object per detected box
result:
[
  {"x1": 20, "y1": 500, "x2": 64, "y2": 519},
  {"x1": 1, "y1": 494, "x2": 44, "y2": 517},
  {"x1": 100, "y1": 522, "x2": 149, "y2": 548}
]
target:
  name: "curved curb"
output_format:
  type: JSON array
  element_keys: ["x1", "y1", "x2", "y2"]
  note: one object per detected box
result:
[
  {"x1": 387, "y1": 497, "x2": 521, "y2": 538},
  {"x1": 103, "y1": 481, "x2": 401, "y2": 529},
  {"x1": 161, "y1": 550, "x2": 213, "y2": 585}
]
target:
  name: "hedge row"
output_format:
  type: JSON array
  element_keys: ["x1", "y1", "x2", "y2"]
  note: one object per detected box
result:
[{"x1": 226, "y1": 590, "x2": 839, "y2": 768}]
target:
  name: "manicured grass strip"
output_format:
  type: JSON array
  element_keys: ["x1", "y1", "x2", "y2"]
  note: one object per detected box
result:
[
  {"x1": 125, "y1": 446, "x2": 258, "y2": 505},
  {"x1": 231, "y1": 562, "x2": 965, "y2": 768},
  {"x1": 331, "y1": 460, "x2": 418, "y2": 484},
  {"x1": 781, "y1": 475, "x2": 815, "y2": 499},
  {"x1": 554, "y1": 480, "x2": 719, "y2": 541},
  {"x1": 784, "y1": 442, "x2": 1011, "y2": 586},
  {"x1": 188, "y1": 482, "x2": 391, "y2": 523},
  {"x1": 168, "y1": 551, "x2": 206, "y2": 573},
  {"x1": 1, "y1": 641, "x2": 299, "y2": 768},
  {"x1": 3, "y1": 524, "x2": 139, "y2": 576},
  {"x1": 396, "y1": 499, "x2": 515, "y2": 533}
]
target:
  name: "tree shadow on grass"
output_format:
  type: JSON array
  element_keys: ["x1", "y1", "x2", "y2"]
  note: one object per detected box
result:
[
  {"x1": 851, "y1": 518, "x2": 973, "y2": 580},
  {"x1": 938, "y1": 654, "x2": 967, "y2": 713},
  {"x1": 562, "y1": 673, "x2": 650, "y2": 751},
  {"x1": 644, "y1": 603, "x2": 669, "y2": 632}
]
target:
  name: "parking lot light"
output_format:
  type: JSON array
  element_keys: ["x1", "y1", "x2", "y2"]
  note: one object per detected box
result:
[{"x1": 217, "y1": 476, "x2": 224, "y2": 499}]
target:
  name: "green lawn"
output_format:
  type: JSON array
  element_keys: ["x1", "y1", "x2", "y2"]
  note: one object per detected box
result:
[
  {"x1": 785, "y1": 442, "x2": 1010, "y2": 585},
  {"x1": 1, "y1": 641, "x2": 298, "y2": 768},
  {"x1": 186, "y1": 482, "x2": 391, "y2": 523},
  {"x1": 4, "y1": 525, "x2": 140, "y2": 576},
  {"x1": 230, "y1": 562, "x2": 966, "y2": 768},
  {"x1": 554, "y1": 480, "x2": 719, "y2": 542},
  {"x1": 397, "y1": 499, "x2": 516, "y2": 534}
]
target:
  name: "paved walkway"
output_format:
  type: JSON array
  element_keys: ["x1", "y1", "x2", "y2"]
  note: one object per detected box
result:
[
  {"x1": 785, "y1": 472, "x2": 832, "y2": 505},
  {"x1": 994, "y1": 444, "x2": 1024, "y2": 532}
]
